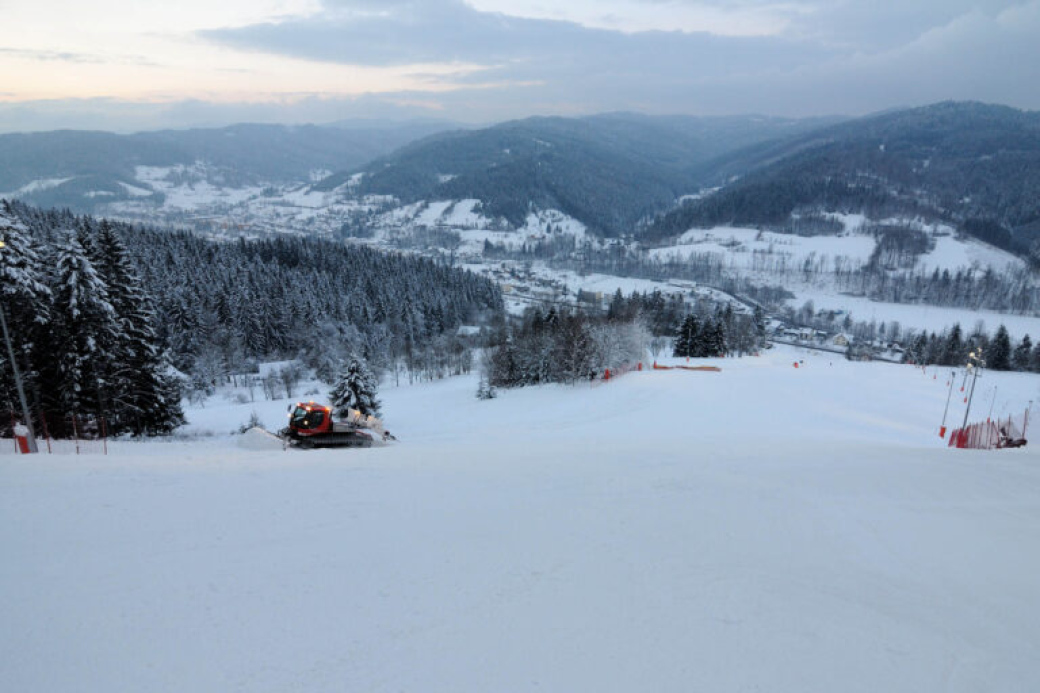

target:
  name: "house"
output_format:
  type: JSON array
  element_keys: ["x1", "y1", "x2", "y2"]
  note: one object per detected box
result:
[{"x1": 832, "y1": 333, "x2": 853, "y2": 347}]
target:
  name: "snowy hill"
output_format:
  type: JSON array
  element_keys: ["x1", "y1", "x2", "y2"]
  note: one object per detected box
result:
[
  {"x1": 648, "y1": 102, "x2": 1040, "y2": 253},
  {"x1": 0, "y1": 121, "x2": 456, "y2": 213},
  {"x1": 317, "y1": 113, "x2": 841, "y2": 235},
  {"x1": 3, "y1": 346, "x2": 1040, "y2": 691}
]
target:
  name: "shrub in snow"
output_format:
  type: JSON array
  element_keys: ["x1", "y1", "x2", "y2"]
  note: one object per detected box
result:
[
  {"x1": 237, "y1": 411, "x2": 265, "y2": 434},
  {"x1": 476, "y1": 375, "x2": 497, "y2": 400}
]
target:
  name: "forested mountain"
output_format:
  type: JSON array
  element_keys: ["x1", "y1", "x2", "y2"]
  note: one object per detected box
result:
[
  {"x1": 319, "y1": 113, "x2": 841, "y2": 235},
  {"x1": 0, "y1": 121, "x2": 456, "y2": 212},
  {"x1": 647, "y1": 102, "x2": 1040, "y2": 252},
  {"x1": 2, "y1": 200, "x2": 503, "y2": 434}
]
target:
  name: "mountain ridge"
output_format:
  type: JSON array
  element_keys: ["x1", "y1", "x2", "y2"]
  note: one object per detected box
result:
[{"x1": 647, "y1": 102, "x2": 1040, "y2": 253}]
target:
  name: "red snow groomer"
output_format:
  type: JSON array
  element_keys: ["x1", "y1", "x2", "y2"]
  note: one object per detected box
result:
[{"x1": 281, "y1": 402, "x2": 388, "y2": 448}]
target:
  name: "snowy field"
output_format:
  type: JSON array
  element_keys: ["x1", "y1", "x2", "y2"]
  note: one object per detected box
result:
[
  {"x1": 3, "y1": 346, "x2": 1040, "y2": 692},
  {"x1": 653, "y1": 222, "x2": 1024, "y2": 277},
  {"x1": 790, "y1": 287, "x2": 1040, "y2": 338}
]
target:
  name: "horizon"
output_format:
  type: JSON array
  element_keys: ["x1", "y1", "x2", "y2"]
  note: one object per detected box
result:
[
  {"x1": 1, "y1": 99, "x2": 1033, "y2": 138},
  {"x1": 2, "y1": 1, "x2": 1038, "y2": 133}
]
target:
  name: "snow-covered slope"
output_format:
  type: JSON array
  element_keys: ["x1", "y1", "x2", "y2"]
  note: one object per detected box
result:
[
  {"x1": 3, "y1": 346, "x2": 1039, "y2": 692},
  {"x1": 652, "y1": 219, "x2": 1025, "y2": 276}
]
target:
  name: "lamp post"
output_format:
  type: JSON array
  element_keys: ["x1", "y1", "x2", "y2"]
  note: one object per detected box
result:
[
  {"x1": 0, "y1": 237, "x2": 39, "y2": 453},
  {"x1": 961, "y1": 348, "x2": 984, "y2": 433}
]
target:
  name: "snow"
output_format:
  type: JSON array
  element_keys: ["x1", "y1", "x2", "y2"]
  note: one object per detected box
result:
[
  {"x1": 654, "y1": 222, "x2": 1026, "y2": 279},
  {"x1": 3, "y1": 346, "x2": 1040, "y2": 691},
  {"x1": 653, "y1": 227, "x2": 877, "y2": 273},
  {"x1": 519, "y1": 209, "x2": 588, "y2": 238},
  {"x1": 920, "y1": 233, "x2": 1024, "y2": 273},
  {"x1": 414, "y1": 200, "x2": 457, "y2": 226},
  {"x1": 791, "y1": 287, "x2": 1040, "y2": 337},
  {"x1": 1, "y1": 177, "x2": 74, "y2": 197},
  {"x1": 237, "y1": 426, "x2": 285, "y2": 450},
  {"x1": 441, "y1": 199, "x2": 484, "y2": 226},
  {"x1": 118, "y1": 181, "x2": 153, "y2": 197},
  {"x1": 132, "y1": 165, "x2": 265, "y2": 211}
]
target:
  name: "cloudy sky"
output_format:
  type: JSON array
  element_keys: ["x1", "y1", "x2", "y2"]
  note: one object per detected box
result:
[{"x1": 1, "y1": 0, "x2": 1037, "y2": 132}]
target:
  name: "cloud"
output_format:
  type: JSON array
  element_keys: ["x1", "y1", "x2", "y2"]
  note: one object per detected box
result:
[
  {"x1": 196, "y1": 0, "x2": 1040, "y2": 118},
  {"x1": 0, "y1": 47, "x2": 159, "y2": 67},
  {"x1": 3, "y1": 0, "x2": 1037, "y2": 134},
  {"x1": 203, "y1": 0, "x2": 596, "y2": 66},
  {"x1": 200, "y1": 0, "x2": 835, "y2": 80}
]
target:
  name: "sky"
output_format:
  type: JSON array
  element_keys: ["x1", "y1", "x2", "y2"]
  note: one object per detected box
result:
[{"x1": 0, "y1": 0, "x2": 1038, "y2": 132}]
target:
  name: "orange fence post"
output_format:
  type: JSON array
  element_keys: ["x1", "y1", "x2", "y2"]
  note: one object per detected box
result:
[{"x1": 14, "y1": 422, "x2": 30, "y2": 453}]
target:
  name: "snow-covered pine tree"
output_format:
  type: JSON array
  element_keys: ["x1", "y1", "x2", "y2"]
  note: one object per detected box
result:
[
  {"x1": 91, "y1": 222, "x2": 184, "y2": 435},
  {"x1": 47, "y1": 233, "x2": 122, "y2": 423},
  {"x1": 330, "y1": 356, "x2": 381, "y2": 418},
  {"x1": 0, "y1": 202, "x2": 52, "y2": 413}
]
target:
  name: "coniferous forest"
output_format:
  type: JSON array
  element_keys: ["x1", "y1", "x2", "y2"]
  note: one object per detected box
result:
[
  {"x1": 1, "y1": 201, "x2": 183, "y2": 436},
  {"x1": 1, "y1": 200, "x2": 503, "y2": 436}
]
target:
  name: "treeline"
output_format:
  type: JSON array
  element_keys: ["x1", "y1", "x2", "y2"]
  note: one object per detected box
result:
[
  {"x1": 903, "y1": 323, "x2": 1040, "y2": 372},
  {"x1": 9, "y1": 202, "x2": 504, "y2": 392},
  {"x1": 489, "y1": 230, "x2": 1040, "y2": 315},
  {"x1": 673, "y1": 304, "x2": 766, "y2": 358},
  {"x1": 0, "y1": 201, "x2": 183, "y2": 436},
  {"x1": 483, "y1": 307, "x2": 649, "y2": 388},
  {"x1": 487, "y1": 237, "x2": 796, "y2": 309},
  {"x1": 483, "y1": 290, "x2": 766, "y2": 389},
  {"x1": 603, "y1": 287, "x2": 767, "y2": 358},
  {"x1": 645, "y1": 176, "x2": 926, "y2": 241}
]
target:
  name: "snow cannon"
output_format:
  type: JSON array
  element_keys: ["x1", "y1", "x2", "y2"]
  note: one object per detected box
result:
[{"x1": 280, "y1": 402, "x2": 390, "y2": 449}]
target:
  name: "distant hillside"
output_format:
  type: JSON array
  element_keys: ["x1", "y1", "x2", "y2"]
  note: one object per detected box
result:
[
  {"x1": 647, "y1": 102, "x2": 1040, "y2": 253},
  {"x1": 318, "y1": 114, "x2": 841, "y2": 236},
  {"x1": 0, "y1": 121, "x2": 455, "y2": 212}
]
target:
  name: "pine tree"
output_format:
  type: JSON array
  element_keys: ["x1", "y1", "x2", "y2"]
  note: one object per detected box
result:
[
  {"x1": 0, "y1": 202, "x2": 51, "y2": 413},
  {"x1": 330, "y1": 356, "x2": 381, "y2": 418},
  {"x1": 942, "y1": 323, "x2": 964, "y2": 366},
  {"x1": 704, "y1": 318, "x2": 727, "y2": 357},
  {"x1": 990, "y1": 325, "x2": 1012, "y2": 371},
  {"x1": 47, "y1": 234, "x2": 122, "y2": 421},
  {"x1": 91, "y1": 223, "x2": 184, "y2": 435},
  {"x1": 1013, "y1": 334, "x2": 1032, "y2": 372},
  {"x1": 1030, "y1": 339, "x2": 1040, "y2": 373},
  {"x1": 752, "y1": 305, "x2": 767, "y2": 347},
  {"x1": 673, "y1": 314, "x2": 699, "y2": 357}
]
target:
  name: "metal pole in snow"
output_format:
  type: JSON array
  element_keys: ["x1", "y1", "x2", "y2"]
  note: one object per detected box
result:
[
  {"x1": 940, "y1": 370, "x2": 956, "y2": 437},
  {"x1": 0, "y1": 300, "x2": 38, "y2": 453},
  {"x1": 987, "y1": 387, "x2": 998, "y2": 422},
  {"x1": 961, "y1": 350, "x2": 983, "y2": 432}
]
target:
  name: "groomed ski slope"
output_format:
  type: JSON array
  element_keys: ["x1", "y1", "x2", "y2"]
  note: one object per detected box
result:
[{"x1": 2, "y1": 346, "x2": 1040, "y2": 692}]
